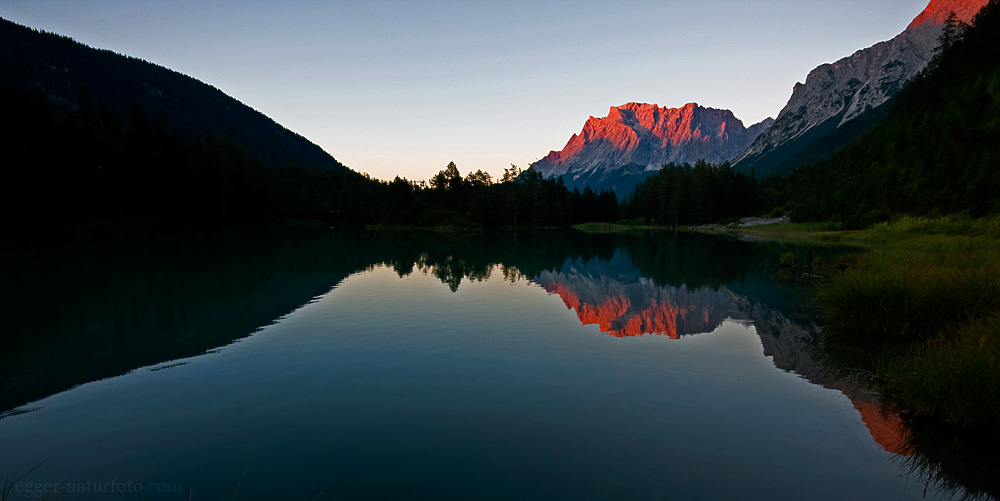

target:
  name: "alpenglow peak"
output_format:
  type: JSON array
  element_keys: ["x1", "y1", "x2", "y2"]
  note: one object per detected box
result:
[
  {"x1": 530, "y1": 102, "x2": 770, "y2": 193},
  {"x1": 908, "y1": 0, "x2": 989, "y2": 29},
  {"x1": 732, "y1": 0, "x2": 989, "y2": 178}
]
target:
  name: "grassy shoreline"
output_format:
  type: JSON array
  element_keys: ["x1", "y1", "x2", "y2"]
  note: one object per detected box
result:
[
  {"x1": 571, "y1": 222, "x2": 668, "y2": 233},
  {"x1": 734, "y1": 216, "x2": 1000, "y2": 446},
  {"x1": 599, "y1": 215, "x2": 1000, "y2": 448}
]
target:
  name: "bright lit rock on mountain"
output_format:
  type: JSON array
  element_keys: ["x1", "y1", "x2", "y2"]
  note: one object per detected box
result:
[
  {"x1": 908, "y1": 0, "x2": 989, "y2": 28},
  {"x1": 531, "y1": 102, "x2": 773, "y2": 193},
  {"x1": 733, "y1": 0, "x2": 989, "y2": 177}
]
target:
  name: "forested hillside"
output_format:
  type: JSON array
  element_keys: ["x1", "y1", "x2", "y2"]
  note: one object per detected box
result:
[
  {"x1": 0, "y1": 84, "x2": 380, "y2": 224},
  {"x1": 0, "y1": 17, "x2": 625, "y2": 227},
  {"x1": 769, "y1": 2, "x2": 1000, "y2": 227},
  {"x1": 0, "y1": 18, "x2": 343, "y2": 171},
  {"x1": 4, "y1": 0, "x2": 998, "y2": 230}
]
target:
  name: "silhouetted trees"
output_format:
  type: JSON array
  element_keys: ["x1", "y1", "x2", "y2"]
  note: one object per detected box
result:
[
  {"x1": 8, "y1": 0, "x2": 999, "y2": 229},
  {"x1": 0, "y1": 80, "x2": 626, "y2": 228},
  {"x1": 0, "y1": 86, "x2": 377, "y2": 225},
  {"x1": 377, "y1": 162, "x2": 618, "y2": 228},
  {"x1": 620, "y1": 160, "x2": 763, "y2": 226}
]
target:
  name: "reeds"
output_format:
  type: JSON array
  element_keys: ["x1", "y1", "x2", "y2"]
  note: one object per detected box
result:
[
  {"x1": 818, "y1": 265, "x2": 1000, "y2": 340},
  {"x1": 815, "y1": 215, "x2": 1000, "y2": 441},
  {"x1": 1, "y1": 461, "x2": 47, "y2": 501},
  {"x1": 887, "y1": 315, "x2": 1000, "y2": 440}
]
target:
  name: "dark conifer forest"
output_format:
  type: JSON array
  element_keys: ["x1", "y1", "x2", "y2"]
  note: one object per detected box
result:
[
  {"x1": 619, "y1": 161, "x2": 763, "y2": 226},
  {"x1": 2, "y1": 1, "x2": 999, "y2": 228},
  {"x1": 764, "y1": 2, "x2": 1000, "y2": 228},
  {"x1": 0, "y1": 84, "x2": 381, "y2": 224}
]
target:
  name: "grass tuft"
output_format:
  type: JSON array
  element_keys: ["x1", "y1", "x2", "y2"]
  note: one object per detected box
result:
[
  {"x1": 887, "y1": 314, "x2": 1000, "y2": 440},
  {"x1": 1, "y1": 461, "x2": 47, "y2": 501},
  {"x1": 812, "y1": 215, "x2": 1000, "y2": 442}
]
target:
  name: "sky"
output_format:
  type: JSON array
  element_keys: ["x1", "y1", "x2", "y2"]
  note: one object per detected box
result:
[{"x1": 0, "y1": 0, "x2": 930, "y2": 182}]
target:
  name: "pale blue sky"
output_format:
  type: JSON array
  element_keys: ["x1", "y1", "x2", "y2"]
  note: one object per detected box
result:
[{"x1": 1, "y1": 0, "x2": 929, "y2": 181}]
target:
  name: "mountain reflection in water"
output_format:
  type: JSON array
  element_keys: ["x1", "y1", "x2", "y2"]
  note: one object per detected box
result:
[
  {"x1": 537, "y1": 252, "x2": 738, "y2": 339},
  {"x1": 4, "y1": 226, "x2": 979, "y2": 497},
  {"x1": 529, "y1": 245, "x2": 911, "y2": 457}
]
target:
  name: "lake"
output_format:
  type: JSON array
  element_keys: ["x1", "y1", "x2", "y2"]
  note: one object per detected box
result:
[{"x1": 0, "y1": 227, "x2": 972, "y2": 499}]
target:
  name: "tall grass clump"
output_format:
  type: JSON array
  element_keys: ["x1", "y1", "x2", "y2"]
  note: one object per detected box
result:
[
  {"x1": 816, "y1": 271, "x2": 916, "y2": 338},
  {"x1": 886, "y1": 314, "x2": 1000, "y2": 441},
  {"x1": 818, "y1": 227, "x2": 1000, "y2": 340},
  {"x1": 815, "y1": 216, "x2": 1000, "y2": 442},
  {"x1": 870, "y1": 214, "x2": 1000, "y2": 237}
]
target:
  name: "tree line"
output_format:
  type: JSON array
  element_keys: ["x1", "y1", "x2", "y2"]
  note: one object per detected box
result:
[
  {"x1": 619, "y1": 161, "x2": 763, "y2": 226},
  {"x1": 4, "y1": 1, "x2": 998, "y2": 229},
  {"x1": 0, "y1": 82, "x2": 625, "y2": 228},
  {"x1": 0, "y1": 82, "x2": 754, "y2": 230},
  {"x1": 379, "y1": 163, "x2": 618, "y2": 228},
  {"x1": 760, "y1": 2, "x2": 1000, "y2": 228},
  {"x1": 0, "y1": 85, "x2": 380, "y2": 226}
]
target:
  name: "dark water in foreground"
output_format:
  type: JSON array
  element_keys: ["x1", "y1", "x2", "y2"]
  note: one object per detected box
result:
[{"x1": 0, "y1": 227, "x2": 978, "y2": 499}]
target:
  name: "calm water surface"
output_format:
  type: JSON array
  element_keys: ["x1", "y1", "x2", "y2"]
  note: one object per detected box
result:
[{"x1": 0, "y1": 228, "x2": 970, "y2": 499}]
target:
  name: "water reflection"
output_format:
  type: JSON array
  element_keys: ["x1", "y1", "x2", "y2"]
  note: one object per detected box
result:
[
  {"x1": 728, "y1": 277, "x2": 912, "y2": 457},
  {"x1": 1, "y1": 226, "x2": 989, "y2": 498},
  {"x1": 537, "y1": 251, "x2": 740, "y2": 338},
  {"x1": 0, "y1": 226, "x2": 373, "y2": 412},
  {"x1": 530, "y1": 239, "x2": 912, "y2": 461},
  {"x1": 376, "y1": 231, "x2": 914, "y2": 470}
]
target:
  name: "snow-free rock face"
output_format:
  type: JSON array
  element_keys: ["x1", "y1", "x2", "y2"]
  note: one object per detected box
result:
[
  {"x1": 734, "y1": 0, "x2": 989, "y2": 177},
  {"x1": 531, "y1": 102, "x2": 772, "y2": 192},
  {"x1": 908, "y1": 0, "x2": 988, "y2": 28}
]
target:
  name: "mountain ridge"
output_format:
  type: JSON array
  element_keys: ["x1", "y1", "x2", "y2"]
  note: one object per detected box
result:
[
  {"x1": 531, "y1": 102, "x2": 772, "y2": 193},
  {"x1": 776, "y1": 0, "x2": 1000, "y2": 226},
  {"x1": 908, "y1": 0, "x2": 987, "y2": 28},
  {"x1": 734, "y1": 0, "x2": 989, "y2": 177}
]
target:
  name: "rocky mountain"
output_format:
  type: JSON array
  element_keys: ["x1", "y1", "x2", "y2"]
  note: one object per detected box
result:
[
  {"x1": 531, "y1": 102, "x2": 773, "y2": 193},
  {"x1": 733, "y1": 0, "x2": 989, "y2": 177},
  {"x1": 0, "y1": 17, "x2": 345, "y2": 171},
  {"x1": 780, "y1": 0, "x2": 1000, "y2": 225},
  {"x1": 908, "y1": 0, "x2": 989, "y2": 28}
]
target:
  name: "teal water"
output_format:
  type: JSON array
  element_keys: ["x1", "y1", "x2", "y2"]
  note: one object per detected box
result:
[{"x1": 0, "y1": 228, "x2": 966, "y2": 499}]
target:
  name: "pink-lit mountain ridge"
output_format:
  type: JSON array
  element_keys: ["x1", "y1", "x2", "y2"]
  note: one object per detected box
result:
[
  {"x1": 531, "y1": 102, "x2": 773, "y2": 193},
  {"x1": 532, "y1": 0, "x2": 988, "y2": 190},
  {"x1": 733, "y1": 0, "x2": 989, "y2": 177}
]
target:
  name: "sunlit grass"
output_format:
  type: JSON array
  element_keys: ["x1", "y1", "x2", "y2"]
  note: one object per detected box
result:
[
  {"x1": 572, "y1": 222, "x2": 663, "y2": 233},
  {"x1": 869, "y1": 215, "x2": 1000, "y2": 238},
  {"x1": 740, "y1": 221, "x2": 845, "y2": 233}
]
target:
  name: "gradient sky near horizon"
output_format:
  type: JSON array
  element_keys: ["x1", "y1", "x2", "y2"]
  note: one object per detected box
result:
[{"x1": 1, "y1": 0, "x2": 929, "y2": 181}]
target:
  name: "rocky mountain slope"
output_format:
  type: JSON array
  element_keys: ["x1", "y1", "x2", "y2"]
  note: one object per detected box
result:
[
  {"x1": 531, "y1": 102, "x2": 772, "y2": 193},
  {"x1": 780, "y1": 0, "x2": 1000, "y2": 225},
  {"x1": 733, "y1": 0, "x2": 989, "y2": 177}
]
